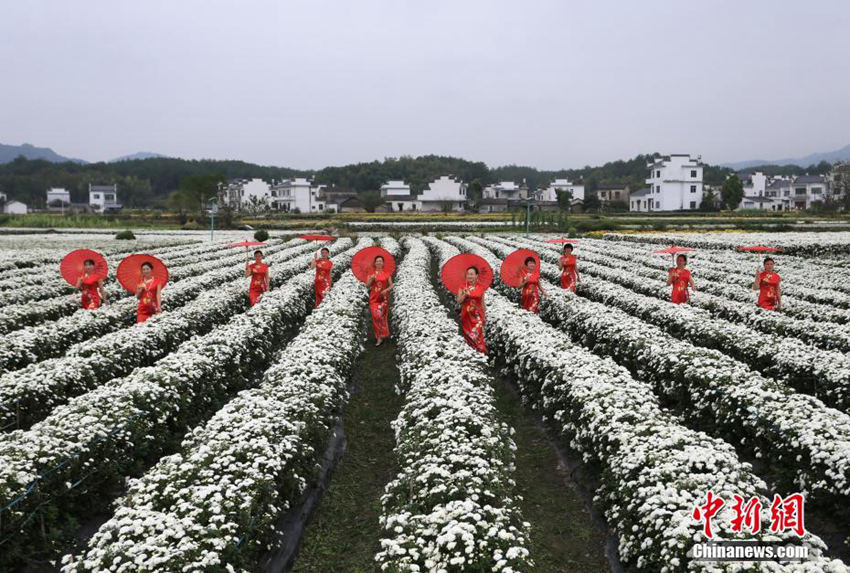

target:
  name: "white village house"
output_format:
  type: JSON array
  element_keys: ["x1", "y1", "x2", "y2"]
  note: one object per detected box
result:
[
  {"x1": 635, "y1": 154, "x2": 703, "y2": 211},
  {"x1": 46, "y1": 187, "x2": 71, "y2": 211},
  {"x1": 4, "y1": 200, "x2": 28, "y2": 215},
  {"x1": 271, "y1": 178, "x2": 325, "y2": 213},
  {"x1": 418, "y1": 175, "x2": 468, "y2": 212},
  {"x1": 540, "y1": 179, "x2": 585, "y2": 203},
  {"x1": 380, "y1": 180, "x2": 421, "y2": 212},
  {"x1": 89, "y1": 184, "x2": 121, "y2": 213}
]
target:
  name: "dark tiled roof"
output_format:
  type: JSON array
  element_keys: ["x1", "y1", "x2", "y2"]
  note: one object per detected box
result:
[
  {"x1": 630, "y1": 187, "x2": 652, "y2": 197},
  {"x1": 793, "y1": 175, "x2": 826, "y2": 184},
  {"x1": 596, "y1": 183, "x2": 629, "y2": 190}
]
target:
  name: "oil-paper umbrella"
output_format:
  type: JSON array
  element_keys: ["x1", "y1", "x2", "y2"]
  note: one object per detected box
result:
[
  {"x1": 545, "y1": 238, "x2": 581, "y2": 244},
  {"x1": 60, "y1": 249, "x2": 108, "y2": 286},
  {"x1": 441, "y1": 253, "x2": 494, "y2": 294},
  {"x1": 117, "y1": 254, "x2": 169, "y2": 293},
  {"x1": 351, "y1": 247, "x2": 396, "y2": 283},
  {"x1": 228, "y1": 240, "x2": 268, "y2": 248},
  {"x1": 654, "y1": 245, "x2": 694, "y2": 264},
  {"x1": 299, "y1": 234, "x2": 336, "y2": 242},
  {"x1": 500, "y1": 249, "x2": 541, "y2": 287},
  {"x1": 737, "y1": 245, "x2": 784, "y2": 253}
]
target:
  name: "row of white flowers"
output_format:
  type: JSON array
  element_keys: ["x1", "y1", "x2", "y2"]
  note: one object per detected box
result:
[
  {"x1": 0, "y1": 240, "x2": 343, "y2": 431},
  {"x1": 566, "y1": 238, "x2": 850, "y2": 325},
  {"x1": 438, "y1": 235, "x2": 846, "y2": 572},
  {"x1": 603, "y1": 231, "x2": 850, "y2": 256},
  {"x1": 375, "y1": 236, "x2": 530, "y2": 572},
  {"x1": 0, "y1": 240, "x2": 315, "y2": 376},
  {"x1": 61, "y1": 265, "x2": 377, "y2": 572},
  {"x1": 472, "y1": 236, "x2": 850, "y2": 505},
  {"x1": 0, "y1": 239, "x2": 262, "y2": 334},
  {"x1": 527, "y1": 237, "x2": 850, "y2": 353},
  {"x1": 502, "y1": 235, "x2": 850, "y2": 414},
  {"x1": 0, "y1": 238, "x2": 367, "y2": 562}
]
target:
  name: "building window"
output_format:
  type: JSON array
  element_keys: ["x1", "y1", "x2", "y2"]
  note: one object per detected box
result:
[
  {"x1": 93, "y1": 194, "x2": 100, "y2": 199},
  {"x1": 690, "y1": 201, "x2": 696, "y2": 209},
  {"x1": 795, "y1": 187, "x2": 806, "y2": 196},
  {"x1": 812, "y1": 187, "x2": 822, "y2": 195},
  {"x1": 656, "y1": 170, "x2": 660, "y2": 178},
  {"x1": 690, "y1": 170, "x2": 697, "y2": 178},
  {"x1": 690, "y1": 185, "x2": 697, "y2": 193},
  {"x1": 655, "y1": 185, "x2": 661, "y2": 193},
  {"x1": 656, "y1": 201, "x2": 661, "y2": 208}
]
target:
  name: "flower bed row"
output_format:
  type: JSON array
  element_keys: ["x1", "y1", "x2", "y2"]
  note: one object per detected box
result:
[
  {"x1": 61, "y1": 267, "x2": 374, "y2": 572},
  {"x1": 0, "y1": 239, "x2": 347, "y2": 431},
  {"x1": 501, "y1": 235, "x2": 850, "y2": 414},
  {"x1": 375, "y1": 236, "x2": 530, "y2": 572},
  {"x1": 0, "y1": 240, "x2": 315, "y2": 376},
  {"x1": 436, "y1": 235, "x2": 846, "y2": 572},
  {"x1": 0, "y1": 239, "x2": 368, "y2": 570},
  {"x1": 469, "y1": 236, "x2": 850, "y2": 509}
]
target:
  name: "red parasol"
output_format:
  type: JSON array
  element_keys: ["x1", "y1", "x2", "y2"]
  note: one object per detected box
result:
[
  {"x1": 440, "y1": 254, "x2": 494, "y2": 294},
  {"x1": 117, "y1": 254, "x2": 169, "y2": 293},
  {"x1": 500, "y1": 249, "x2": 541, "y2": 287},
  {"x1": 299, "y1": 234, "x2": 336, "y2": 242},
  {"x1": 228, "y1": 240, "x2": 268, "y2": 248},
  {"x1": 545, "y1": 238, "x2": 581, "y2": 244},
  {"x1": 738, "y1": 245, "x2": 784, "y2": 253},
  {"x1": 351, "y1": 247, "x2": 396, "y2": 283},
  {"x1": 60, "y1": 249, "x2": 108, "y2": 286},
  {"x1": 654, "y1": 245, "x2": 695, "y2": 264}
]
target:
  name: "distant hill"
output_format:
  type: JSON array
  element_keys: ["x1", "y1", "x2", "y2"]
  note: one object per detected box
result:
[
  {"x1": 723, "y1": 143, "x2": 850, "y2": 170},
  {"x1": 0, "y1": 143, "x2": 87, "y2": 164},
  {"x1": 108, "y1": 151, "x2": 168, "y2": 163}
]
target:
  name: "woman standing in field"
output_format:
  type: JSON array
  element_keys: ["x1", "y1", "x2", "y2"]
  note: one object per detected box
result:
[
  {"x1": 667, "y1": 254, "x2": 697, "y2": 304},
  {"x1": 366, "y1": 255, "x2": 393, "y2": 346},
  {"x1": 245, "y1": 250, "x2": 269, "y2": 306},
  {"x1": 77, "y1": 258, "x2": 107, "y2": 309},
  {"x1": 136, "y1": 262, "x2": 163, "y2": 322},
  {"x1": 753, "y1": 257, "x2": 781, "y2": 311},
  {"x1": 519, "y1": 256, "x2": 545, "y2": 313},
  {"x1": 310, "y1": 246, "x2": 333, "y2": 307},
  {"x1": 456, "y1": 265, "x2": 487, "y2": 354},
  {"x1": 558, "y1": 243, "x2": 579, "y2": 291}
]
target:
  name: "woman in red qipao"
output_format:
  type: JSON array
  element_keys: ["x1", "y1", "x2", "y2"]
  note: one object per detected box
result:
[
  {"x1": 456, "y1": 265, "x2": 487, "y2": 354},
  {"x1": 245, "y1": 250, "x2": 270, "y2": 306},
  {"x1": 77, "y1": 258, "x2": 107, "y2": 309},
  {"x1": 753, "y1": 256, "x2": 782, "y2": 311},
  {"x1": 136, "y1": 262, "x2": 163, "y2": 323},
  {"x1": 667, "y1": 254, "x2": 697, "y2": 304},
  {"x1": 310, "y1": 247, "x2": 333, "y2": 307},
  {"x1": 519, "y1": 256, "x2": 545, "y2": 313},
  {"x1": 558, "y1": 243, "x2": 579, "y2": 291},
  {"x1": 366, "y1": 255, "x2": 393, "y2": 346}
]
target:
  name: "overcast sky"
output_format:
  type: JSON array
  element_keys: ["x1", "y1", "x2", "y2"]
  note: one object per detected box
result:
[{"x1": 2, "y1": 0, "x2": 849, "y2": 169}]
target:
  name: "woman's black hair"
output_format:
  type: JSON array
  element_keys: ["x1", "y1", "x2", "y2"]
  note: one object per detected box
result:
[
  {"x1": 374, "y1": 255, "x2": 384, "y2": 263},
  {"x1": 254, "y1": 250, "x2": 263, "y2": 257},
  {"x1": 764, "y1": 256, "x2": 774, "y2": 265},
  {"x1": 83, "y1": 258, "x2": 95, "y2": 266},
  {"x1": 676, "y1": 254, "x2": 687, "y2": 264},
  {"x1": 466, "y1": 265, "x2": 479, "y2": 275},
  {"x1": 563, "y1": 244, "x2": 573, "y2": 252},
  {"x1": 141, "y1": 262, "x2": 153, "y2": 270},
  {"x1": 524, "y1": 256, "x2": 536, "y2": 265},
  {"x1": 320, "y1": 247, "x2": 330, "y2": 253}
]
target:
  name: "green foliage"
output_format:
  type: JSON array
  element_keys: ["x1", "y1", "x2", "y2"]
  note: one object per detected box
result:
[
  {"x1": 254, "y1": 229, "x2": 269, "y2": 242},
  {"x1": 555, "y1": 188, "x2": 573, "y2": 211},
  {"x1": 700, "y1": 188, "x2": 720, "y2": 211},
  {"x1": 357, "y1": 190, "x2": 385, "y2": 213},
  {"x1": 721, "y1": 175, "x2": 745, "y2": 210},
  {"x1": 115, "y1": 229, "x2": 136, "y2": 240}
]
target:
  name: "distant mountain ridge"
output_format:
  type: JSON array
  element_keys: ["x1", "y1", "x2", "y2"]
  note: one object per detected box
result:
[
  {"x1": 0, "y1": 143, "x2": 87, "y2": 164},
  {"x1": 722, "y1": 143, "x2": 850, "y2": 171},
  {"x1": 108, "y1": 151, "x2": 168, "y2": 162}
]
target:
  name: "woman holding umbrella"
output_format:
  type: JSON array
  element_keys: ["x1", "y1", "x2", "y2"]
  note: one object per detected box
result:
[
  {"x1": 136, "y1": 262, "x2": 163, "y2": 322},
  {"x1": 456, "y1": 265, "x2": 488, "y2": 354},
  {"x1": 77, "y1": 259, "x2": 108, "y2": 309},
  {"x1": 558, "y1": 243, "x2": 579, "y2": 291},
  {"x1": 519, "y1": 256, "x2": 546, "y2": 313},
  {"x1": 668, "y1": 253, "x2": 697, "y2": 304},
  {"x1": 366, "y1": 255, "x2": 393, "y2": 346},
  {"x1": 753, "y1": 257, "x2": 782, "y2": 311},
  {"x1": 310, "y1": 246, "x2": 333, "y2": 307},
  {"x1": 245, "y1": 249, "x2": 269, "y2": 306}
]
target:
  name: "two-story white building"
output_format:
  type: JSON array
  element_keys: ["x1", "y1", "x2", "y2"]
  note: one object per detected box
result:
[
  {"x1": 641, "y1": 154, "x2": 703, "y2": 211},
  {"x1": 418, "y1": 175, "x2": 468, "y2": 212},
  {"x1": 46, "y1": 187, "x2": 71, "y2": 211},
  {"x1": 220, "y1": 178, "x2": 273, "y2": 211},
  {"x1": 89, "y1": 184, "x2": 121, "y2": 213},
  {"x1": 539, "y1": 179, "x2": 585, "y2": 203},
  {"x1": 380, "y1": 179, "x2": 421, "y2": 212},
  {"x1": 790, "y1": 175, "x2": 828, "y2": 210},
  {"x1": 483, "y1": 181, "x2": 523, "y2": 201},
  {"x1": 270, "y1": 177, "x2": 325, "y2": 213}
]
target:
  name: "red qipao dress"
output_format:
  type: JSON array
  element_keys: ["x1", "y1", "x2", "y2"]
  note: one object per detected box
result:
[
  {"x1": 520, "y1": 269, "x2": 541, "y2": 314},
  {"x1": 757, "y1": 271, "x2": 781, "y2": 310},
  {"x1": 670, "y1": 268, "x2": 691, "y2": 304},
  {"x1": 369, "y1": 271, "x2": 391, "y2": 339},
  {"x1": 248, "y1": 262, "x2": 269, "y2": 306},
  {"x1": 136, "y1": 278, "x2": 161, "y2": 323},
  {"x1": 314, "y1": 259, "x2": 333, "y2": 307},
  {"x1": 80, "y1": 274, "x2": 102, "y2": 310},
  {"x1": 559, "y1": 254, "x2": 578, "y2": 292},
  {"x1": 460, "y1": 282, "x2": 487, "y2": 354}
]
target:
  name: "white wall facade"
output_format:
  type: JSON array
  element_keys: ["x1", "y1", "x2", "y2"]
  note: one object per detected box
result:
[
  {"x1": 645, "y1": 155, "x2": 703, "y2": 211},
  {"x1": 88, "y1": 184, "x2": 118, "y2": 212},
  {"x1": 541, "y1": 179, "x2": 585, "y2": 202},
  {"x1": 380, "y1": 180, "x2": 411, "y2": 197},
  {"x1": 483, "y1": 181, "x2": 522, "y2": 200},
  {"x1": 46, "y1": 187, "x2": 71, "y2": 204},
  {"x1": 271, "y1": 178, "x2": 325, "y2": 212},
  {"x1": 419, "y1": 176, "x2": 467, "y2": 211},
  {"x1": 4, "y1": 200, "x2": 28, "y2": 214}
]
